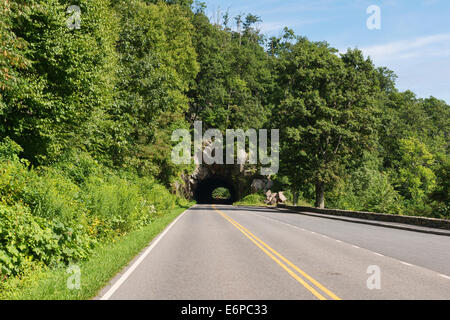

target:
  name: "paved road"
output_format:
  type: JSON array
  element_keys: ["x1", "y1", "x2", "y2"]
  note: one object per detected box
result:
[{"x1": 98, "y1": 204, "x2": 450, "y2": 300}]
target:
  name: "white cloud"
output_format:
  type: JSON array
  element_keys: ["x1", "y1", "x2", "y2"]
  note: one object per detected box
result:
[
  {"x1": 361, "y1": 33, "x2": 450, "y2": 62},
  {"x1": 359, "y1": 33, "x2": 450, "y2": 103}
]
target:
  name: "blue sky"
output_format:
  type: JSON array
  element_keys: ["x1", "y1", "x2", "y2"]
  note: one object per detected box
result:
[{"x1": 204, "y1": 0, "x2": 450, "y2": 103}]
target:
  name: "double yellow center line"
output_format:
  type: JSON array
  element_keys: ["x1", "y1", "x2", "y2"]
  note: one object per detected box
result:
[{"x1": 212, "y1": 205, "x2": 341, "y2": 300}]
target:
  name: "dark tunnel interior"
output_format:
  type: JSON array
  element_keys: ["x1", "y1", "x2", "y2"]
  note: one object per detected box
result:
[{"x1": 194, "y1": 177, "x2": 237, "y2": 204}]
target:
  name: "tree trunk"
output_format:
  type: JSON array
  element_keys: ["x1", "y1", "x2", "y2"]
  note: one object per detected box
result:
[
  {"x1": 292, "y1": 189, "x2": 298, "y2": 206},
  {"x1": 315, "y1": 182, "x2": 325, "y2": 208}
]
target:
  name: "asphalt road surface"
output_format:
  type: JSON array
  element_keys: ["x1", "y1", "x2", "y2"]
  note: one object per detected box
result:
[{"x1": 98, "y1": 204, "x2": 450, "y2": 300}]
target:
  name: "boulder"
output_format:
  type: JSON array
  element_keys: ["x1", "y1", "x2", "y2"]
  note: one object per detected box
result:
[
  {"x1": 251, "y1": 179, "x2": 266, "y2": 193},
  {"x1": 265, "y1": 190, "x2": 277, "y2": 205},
  {"x1": 265, "y1": 180, "x2": 274, "y2": 190},
  {"x1": 263, "y1": 190, "x2": 287, "y2": 205},
  {"x1": 277, "y1": 192, "x2": 287, "y2": 203}
]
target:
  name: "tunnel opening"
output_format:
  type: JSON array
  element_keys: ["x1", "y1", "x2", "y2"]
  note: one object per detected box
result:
[{"x1": 194, "y1": 177, "x2": 237, "y2": 204}]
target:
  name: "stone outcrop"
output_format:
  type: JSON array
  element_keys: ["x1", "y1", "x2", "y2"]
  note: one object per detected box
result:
[
  {"x1": 250, "y1": 178, "x2": 274, "y2": 193},
  {"x1": 264, "y1": 190, "x2": 287, "y2": 205}
]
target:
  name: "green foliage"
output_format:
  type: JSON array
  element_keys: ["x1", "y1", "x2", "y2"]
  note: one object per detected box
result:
[
  {"x1": 391, "y1": 137, "x2": 436, "y2": 202},
  {"x1": 0, "y1": 151, "x2": 182, "y2": 278},
  {"x1": 328, "y1": 167, "x2": 403, "y2": 214},
  {"x1": 0, "y1": 204, "x2": 92, "y2": 277},
  {"x1": 234, "y1": 193, "x2": 265, "y2": 206},
  {"x1": 276, "y1": 37, "x2": 381, "y2": 208},
  {"x1": 0, "y1": 137, "x2": 23, "y2": 161},
  {"x1": 0, "y1": 1, "x2": 30, "y2": 105},
  {"x1": 1, "y1": 0, "x2": 119, "y2": 164},
  {"x1": 21, "y1": 167, "x2": 87, "y2": 224},
  {"x1": 0, "y1": 157, "x2": 31, "y2": 206},
  {"x1": 212, "y1": 187, "x2": 231, "y2": 199},
  {"x1": 431, "y1": 155, "x2": 449, "y2": 206},
  {"x1": 188, "y1": 11, "x2": 273, "y2": 131},
  {"x1": 110, "y1": 0, "x2": 198, "y2": 182}
]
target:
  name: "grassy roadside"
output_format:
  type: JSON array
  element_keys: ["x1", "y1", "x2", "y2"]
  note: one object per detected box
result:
[
  {"x1": 0, "y1": 205, "x2": 192, "y2": 300},
  {"x1": 233, "y1": 193, "x2": 312, "y2": 207}
]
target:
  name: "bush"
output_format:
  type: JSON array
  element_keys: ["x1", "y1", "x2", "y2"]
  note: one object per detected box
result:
[
  {"x1": 234, "y1": 193, "x2": 265, "y2": 206},
  {"x1": 0, "y1": 147, "x2": 182, "y2": 278},
  {"x1": 136, "y1": 177, "x2": 177, "y2": 214},
  {"x1": 20, "y1": 167, "x2": 88, "y2": 224},
  {"x1": 53, "y1": 151, "x2": 104, "y2": 185},
  {"x1": 82, "y1": 176, "x2": 146, "y2": 237},
  {"x1": 0, "y1": 138, "x2": 23, "y2": 161},
  {"x1": 212, "y1": 187, "x2": 231, "y2": 199},
  {"x1": 328, "y1": 167, "x2": 404, "y2": 214},
  {"x1": 0, "y1": 204, "x2": 92, "y2": 278},
  {"x1": 0, "y1": 159, "x2": 31, "y2": 205}
]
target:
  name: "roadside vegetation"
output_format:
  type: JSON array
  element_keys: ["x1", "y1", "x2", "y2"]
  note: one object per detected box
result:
[
  {"x1": 234, "y1": 193, "x2": 266, "y2": 207},
  {"x1": 0, "y1": 206, "x2": 189, "y2": 299},
  {"x1": 0, "y1": 139, "x2": 190, "y2": 296},
  {"x1": 212, "y1": 187, "x2": 231, "y2": 200},
  {"x1": 233, "y1": 192, "x2": 312, "y2": 207},
  {"x1": 0, "y1": 0, "x2": 448, "y2": 298}
]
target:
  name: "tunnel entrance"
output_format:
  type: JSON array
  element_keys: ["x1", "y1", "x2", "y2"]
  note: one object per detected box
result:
[{"x1": 194, "y1": 177, "x2": 237, "y2": 204}]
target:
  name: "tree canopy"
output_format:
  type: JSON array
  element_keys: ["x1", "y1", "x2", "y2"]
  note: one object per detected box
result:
[{"x1": 0, "y1": 0, "x2": 448, "y2": 217}]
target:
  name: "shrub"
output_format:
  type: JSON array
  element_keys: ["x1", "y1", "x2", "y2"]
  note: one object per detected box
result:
[
  {"x1": 137, "y1": 178, "x2": 177, "y2": 214},
  {"x1": 212, "y1": 187, "x2": 231, "y2": 199},
  {"x1": 235, "y1": 193, "x2": 265, "y2": 206},
  {"x1": 20, "y1": 167, "x2": 88, "y2": 224},
  {"x1": 82, "y1": 176, "x2": 143, "y2": 238},
  {"x1": 0, "y1": 149, "x2": 181, "y2": 278},
  {"x1": 328, "y1": 167, "x2": 404, "y2": 214},
  {"x1": 0, "y1": 204, "x2": 92, "y2": 278},
  {"x1": 0, "y1": 159, "x2": 31, "y2": 205},
  {"x1": 53, "y1": 151, "x2": 103, "y2": 185},
  {"x1": 0, "y1": 138, "x2": 23, "y2": 161}
]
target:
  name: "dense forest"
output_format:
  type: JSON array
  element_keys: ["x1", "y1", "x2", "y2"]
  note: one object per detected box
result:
[{"x1": 0, "y1": 0, "x2": 448, "y2": 284}]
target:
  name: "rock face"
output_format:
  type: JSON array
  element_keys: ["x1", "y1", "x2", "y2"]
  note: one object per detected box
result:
[
  {"x1": 251, "y1": 179, "x2": 266, "y2": 192},
  {"x1": 177, "y1": 163, "x2": 246, "y2": 203},
  {"x1": 250, "y1": 178, "x2": 274, "y2": 193},
  {"x1": 173, "y1": 137, "x2": 279, "y2": 203},
  {"x1": 264, "y1": 190, "x2": 287, "y2": 205},
  {"x1": 175, "y1": 168, "x2": 289, "y2": 205}
]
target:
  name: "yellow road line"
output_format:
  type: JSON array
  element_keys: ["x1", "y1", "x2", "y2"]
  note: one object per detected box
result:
[{"x1": 213, "y1": 205, "x2": 342, "y2": 301}]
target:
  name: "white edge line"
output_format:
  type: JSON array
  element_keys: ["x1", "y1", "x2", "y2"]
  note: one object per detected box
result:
[
  {"x1": 400, "y1": 261, "x2": 413, "y2": 267},
  {"x1": 373, "y1": 252, "x2": 384, "y2": 257},
  {"x1": 440, "y1": 274, "x2": 450, "y2": 280},
  {"x1": 99, "y1": 207, "x2": 191, "y2": 300}
]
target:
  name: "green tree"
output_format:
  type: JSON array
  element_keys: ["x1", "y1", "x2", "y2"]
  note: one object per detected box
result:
[
  {"x1": 1, "y1": 0, "x2": 119, "y2": 164},
  {"x1": 188, "y1": 12, "x2": 273, "y2": 131},
  {"x1": 0, "y1": 1, "x2": 30, "y2": 107},
  {"x1": 391, "y1": 137, "x2": 436, "y2": 203},
  {"x1": 110, "y1": 0, "x2": 199, "y2": 182},
  {"x1": 276, "y1": 37, "x2": 380, "y2": 208}
]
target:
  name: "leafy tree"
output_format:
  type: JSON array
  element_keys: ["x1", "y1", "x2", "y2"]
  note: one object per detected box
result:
[
  {"x1": 276, "y1": 37, "x2": 381, "y2": 208},
  {"x1": 0, "y1": 1, "x2": 30, "y2": 108},
  {"x1": 327, "y1": 152, "x2": 403, "y2": 214},
  {"x1": 110, "y1": 0, "x2": 199, "y2": 182},
  {"x1": 188, "y1": 12, "x2": 273, "y2": 132},
  {"x1": 390, "y1": 137, "x2": 436, "y2": 203},
  {"x1": 1, "y1": 0, "x2": 119, "y2": 164}
]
